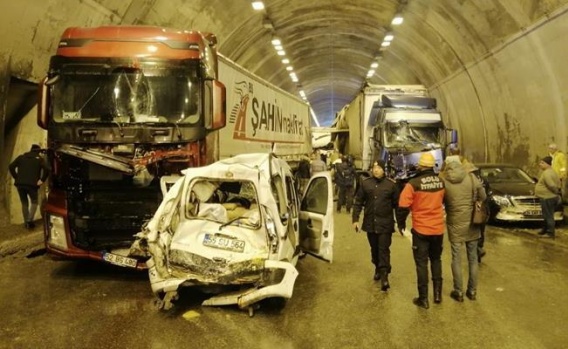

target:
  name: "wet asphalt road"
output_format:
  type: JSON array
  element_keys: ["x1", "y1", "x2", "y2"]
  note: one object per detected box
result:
[{"x1": 1, "y1": 212, "x2": 568, "y2": 349}]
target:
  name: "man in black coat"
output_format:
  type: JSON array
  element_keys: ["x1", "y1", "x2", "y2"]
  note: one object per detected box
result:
[
  {"x1": 334, "y1": 155, "x2": 357, "y2": 213},
  {"x1": 9, "y1": 144, "x2": 50, "y2": 229},
  {"x1": 352, "y1": 160, "x2": 401, "y2": 291}
]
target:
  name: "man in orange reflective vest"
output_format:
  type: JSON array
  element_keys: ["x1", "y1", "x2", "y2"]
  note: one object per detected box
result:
[{"x1": 397, "y1": 152, "x2": 445, "y2": 309}]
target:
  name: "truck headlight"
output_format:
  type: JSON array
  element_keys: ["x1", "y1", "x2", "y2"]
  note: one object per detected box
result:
[{"x1": 47, "y1": 214, "x2": 68, "y2": 250}]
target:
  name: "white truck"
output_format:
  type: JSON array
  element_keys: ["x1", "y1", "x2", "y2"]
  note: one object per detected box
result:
[
  {"x1": 333, "y1": 84, "x2": 457, "y2": 180},
  {"x1": 218, "y1": 55, "x2": 312, "y2": 166}
]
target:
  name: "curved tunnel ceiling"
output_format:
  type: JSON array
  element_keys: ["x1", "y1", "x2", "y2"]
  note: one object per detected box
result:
[
  {"x1": 194, "y1": 0, "x2": 566, "y2": 126},
  {"x1": 4, "y1": 0, "x2": 568, "y2": 128}
]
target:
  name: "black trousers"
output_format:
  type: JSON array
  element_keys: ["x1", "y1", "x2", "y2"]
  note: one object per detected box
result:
[
  {"x1": 366, "y1": 232, "x2": 392, "y2": 273},
  {"x1": 411, "y1": 229, "x2": 443, "y2": 298},
  {"x1": 337, "y1": 185, "x2": 354, "y2": 211}
]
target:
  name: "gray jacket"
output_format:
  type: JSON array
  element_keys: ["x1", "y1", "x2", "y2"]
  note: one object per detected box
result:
[
  {"x1": 442, "y1": 161, "x2": 487, "y2": 243},
  {"x1": 535, "y1": 167, "x2": 560, "y2": 199}
]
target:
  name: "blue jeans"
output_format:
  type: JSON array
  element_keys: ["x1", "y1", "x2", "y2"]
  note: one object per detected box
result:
[
  {"x1": 540, "y1": 197, "x2": 558, "y2": 236},
  {"x1": 450, "y1": 240, "x2": 479, "y2": 294}
]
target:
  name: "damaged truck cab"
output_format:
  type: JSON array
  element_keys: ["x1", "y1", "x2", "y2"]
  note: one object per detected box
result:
[
  {"x1": 131, "y1": 153, "x2": 334, "y2": 313},
  {"x1": 37, "y1": 26, "x2": 226, "y2": 267}
]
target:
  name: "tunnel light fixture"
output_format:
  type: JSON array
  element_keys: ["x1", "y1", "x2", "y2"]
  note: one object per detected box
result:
[
  {"x1": 392, "y1": 13, "x2": 404, "y2": 25},
  {"x1": 262, "y1": 18, "x2": 274, "y2": 30},
  {"x1": 252, "y1": 1, "x2": 265, "y2": 11},
  {"x1": 281, "y1": 58, "x2": 290, "y2": 64},
  {"x1": 299, "y1": 90, "x2": 306, "y2": 98},
  {"x1": 381, "y1": 41, "x2": 391, "y2": 47},
  {"x1": 384, "y1": 32, "x2": 394, "y2": 41},
  {"x1": 274, "y1": 45, "x2": 283, "y2": 51},
  {"x1": 271, "y1": 36, "x2": 282, "y2": 46},
  {"x1": 367, "y1": 70, "x2": 375, "y2": 78},
  {"x1": 277, "y1": 50, "x2": 286, "y2": 56},
  {"x1": 370, "y1": 62, "x2": 379, "y2": 69},
  {"x1": 310, "y1": 108, "x2": 320, "y2": 127},
  {"x1": 290, "y1": 73, "x2": 298, "y2": 82},
  {"x1": 286, "y1": 66, "x2": 294, "y2": 71}
]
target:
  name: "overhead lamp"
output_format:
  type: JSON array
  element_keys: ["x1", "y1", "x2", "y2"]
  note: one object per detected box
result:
[
  {"x1": 384, "y1": 32, "x2": 394, "y2": 41},
  {"x1": 281, "y1": 58, "x2": 290, "y2": 64},
  {"x1": 286, "y1": 66, "x2": 294, "y2": 71},
  {"x1": 371, "y1": 62, "x2": 379, "y2": 68},
  {"x1": 392, "y1": 13, "x2": 404, "y2": 25},
  {"x1": 271, "y1": 37, "x2": 282, "y2": 46},
  {"x1": 381, "y1": 41, "x2": 391, "y2": 47},
  {"x1": 274, "y1": 45, "x2": 283, "y2": 51},
  {"x1": 367, "y1": 70, "x2": 375, "y2": 77},
  {"x1": 252, "y1": 1, "x2": 265, "y2": 11},
  {"x1": 277, "y1": 50, "x2": 286, "y2": 56},
  {"x1": 262, "y1": 18, "x2": 274, "y2": 30},
  {"x1": 299, "y1": 90, "x2": 306, "y2": 98}
]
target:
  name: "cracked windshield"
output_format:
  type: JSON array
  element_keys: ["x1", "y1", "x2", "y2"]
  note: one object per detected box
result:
[{"x1": 51, "y1": 66, "x2": 200, "y2": 124}]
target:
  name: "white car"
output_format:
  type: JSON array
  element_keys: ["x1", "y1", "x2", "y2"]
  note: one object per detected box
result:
[{"x1": 131, "y1": 153, "x2": 334, "y2": 315}]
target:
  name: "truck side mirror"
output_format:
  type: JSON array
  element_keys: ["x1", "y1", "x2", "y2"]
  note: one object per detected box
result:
[
  {"x1": 447, "y1": 129, "x2": 458, "y2": 144},
  {"x1": 37, "y1": 76, "x2": 50, "y2": 130},
  {"x1": 204, "y1": 80, "x2": 226, "y2": 131}
]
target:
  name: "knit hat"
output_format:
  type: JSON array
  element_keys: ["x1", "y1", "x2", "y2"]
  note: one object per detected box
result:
[
  {"x1": 541, "y1": 156, "x2": 552, "y2": 166},
  {"x1": 418, "y1": 153, "x2": 436, "y2": 168}
]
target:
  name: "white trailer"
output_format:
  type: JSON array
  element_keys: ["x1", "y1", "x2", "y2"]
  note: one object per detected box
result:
[{"x1": 218, "y1": 55, "x2": 312, "y2": 165}]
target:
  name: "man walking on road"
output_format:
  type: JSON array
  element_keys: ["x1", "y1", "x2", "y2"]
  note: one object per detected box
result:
[
  {"x1": 442, "y1": 161, "x2": 486, "y2": 302},
  {"x1": 397, "y1": 153, "x2": 445, "y2": 309},
  {"x1": 9, "y1": 144, "x2": 50, "y2": 229},
  {"x1": 352, "y1": 160, "x2": 401, "y2": 291},
  {"x1": 335, "y1": 154, "x2": 357, "y2": 213}
]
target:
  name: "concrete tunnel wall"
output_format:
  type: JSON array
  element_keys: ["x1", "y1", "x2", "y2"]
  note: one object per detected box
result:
[{"x1": 1, "y1": 1, "x2": 568, "y2": 223}]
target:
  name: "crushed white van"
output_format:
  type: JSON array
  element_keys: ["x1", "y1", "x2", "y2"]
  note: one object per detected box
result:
[{"x1": 131, "y1": 153, "x2": 334, "y2": 315}]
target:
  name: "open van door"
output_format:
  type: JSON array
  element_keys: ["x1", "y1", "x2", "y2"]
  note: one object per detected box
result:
[{"x1": 299, "y1": 172, "x2": 334, "y2": 262}]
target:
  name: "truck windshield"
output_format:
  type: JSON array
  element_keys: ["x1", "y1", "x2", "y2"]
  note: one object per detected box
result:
[
  {"x1": 50, "y1": 65, "x2": 201, "y2": 125},
  {"x1": 383, "y1": 115, "x2": 442, "y2": 149}
]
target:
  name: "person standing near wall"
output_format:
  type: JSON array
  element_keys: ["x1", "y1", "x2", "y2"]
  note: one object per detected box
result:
[
  {"x1": 442, "y1": 161, "x2": 486, "y2": 302},
  {"x1": 397, "y1": 153, "x2": 445, "y2": 309},
  {"x1": 352, "y1": 160, "x2": 400, "y2": 291},
  {"x1": 535, "y1": 156, "x2": 561, "y2": 239},
  {"x1": 9, "y1": 144, "x2": 50, "y2": 229},
  {"x1": 548, "y1": 143, "x2": 567, "y2": 202}
]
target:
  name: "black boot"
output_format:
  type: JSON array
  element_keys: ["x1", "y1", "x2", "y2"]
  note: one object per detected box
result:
[
  {"x1": 380, "y1": 271, "x2": 390, "y2": 291},
  {"x1": 433, "y1": 281, "x2": 442, "y2": 304},
  {"x1": 373, "y1": 267, "x2": 380, "y2": 281},
  {"x1": 413, "y1": 297, "x2": 429, "y2": 309}
]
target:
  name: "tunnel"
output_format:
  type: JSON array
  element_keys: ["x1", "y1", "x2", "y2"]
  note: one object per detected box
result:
[{"x1": 1, "y1": 0, "x2": 567, "y2": 223}]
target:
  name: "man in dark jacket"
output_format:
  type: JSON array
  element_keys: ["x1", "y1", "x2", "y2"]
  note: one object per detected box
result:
[
  {"x1": 335, "y1": 155, "x2": 357, "y2": 213},
  {"x1": 9, "y1": 144, "x2": 50, "y2": 229},
  {"x1": 352, "y1": 160, "x2": 401, "y2": 291}
]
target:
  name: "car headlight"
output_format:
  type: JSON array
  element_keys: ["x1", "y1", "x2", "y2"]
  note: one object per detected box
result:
[
  {"x1": 47, "y1": 214, "x2": 68, "y2": 250},
  {"x1": 265, "y1": 216, "x2": 279, "y2": 253},
  {"x1": 492, "y1": 195, "x2": 512, "y2": 207}
]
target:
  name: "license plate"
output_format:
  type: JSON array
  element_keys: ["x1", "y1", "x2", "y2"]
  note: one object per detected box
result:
[
  {"x1": 524, "y1": 210, "x2": 542, "y2": 216},
  {"x1": 203, "y1": 233, "x2": 245, "y2": 253},
  {"x1": 102, "y1": 252, "x2": 138, "y2": 268}
]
